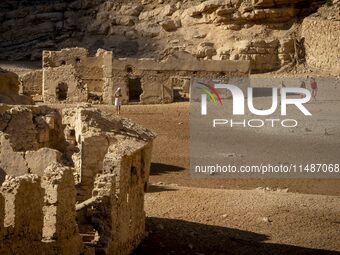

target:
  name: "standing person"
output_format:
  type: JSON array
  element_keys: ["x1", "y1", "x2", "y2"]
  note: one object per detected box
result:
[
  {"x1": 114, "y1": 87, "x2": 122, "y2": 115},
  {"x1": 300, "y1": 81, "x2": 306, "y2": 98},
  {"x1": 279, "y1": 81, "x2": 286, "y2": 98},
  {"x1": 310, "y1": 77, "x2": 318, "y2": 100},
  {"x1": 300, "y1": 81, "x2": 306, "y2": 89}
]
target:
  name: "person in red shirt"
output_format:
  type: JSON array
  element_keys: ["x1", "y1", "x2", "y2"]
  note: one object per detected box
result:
[{"x1": 310, "y1": 77, "x2": 318, "y2": 99}]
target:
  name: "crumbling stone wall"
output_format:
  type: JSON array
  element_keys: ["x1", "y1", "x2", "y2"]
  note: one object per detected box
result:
[
  {"x1": 0, "y1": 170, "x2": 84, "y2": 255},
  {"x1": 0, "y1": 104, "x2": 155, "y2": 255},
  {"x1": 0, "y1": 175, "x2": 46, "y2": 255},
  {"x1": 216, "y1": 38, "x2": 303, "y2": 72},
  {"x1": 41, "y1": 164, "x2": 83, "y2": 255},
  {"x1": 41, "y1": 48, "x2": 113, "y2": 104},
  {"x1": 0, "y1": 68, "x2": 34, "y2": 105},
  {"x1": 19, "y1": 70, "x2": 43, "y2": 101},
  {"x1": 111, "y1": 51, "x2": 250, "y2": 104},
  {"x1": 0, "y1": 105, "x2": 65, "y2": 181},
  {"x1": 31, "y1": 47, "x2": 249, "y2": 105},
  {"x1": 302, "y1": 17, "x2": 340, "y2": 75},
  {"x1": 62, "y1": 107, "x2": 155, "y2": 254}
]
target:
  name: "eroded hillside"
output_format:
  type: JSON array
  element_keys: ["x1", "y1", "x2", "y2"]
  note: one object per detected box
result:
[{"x1": 0, "y1": 0, "x2": 339, "y2": 73}]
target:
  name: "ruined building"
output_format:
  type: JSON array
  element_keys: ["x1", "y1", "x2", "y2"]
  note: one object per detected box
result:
[
  {"x1": 0, "y1": 45, "x2": 249, "y2": 255},
  {"x1": 20, "y1": 47, "x2": 250, "y2": 105},
  {"x1": 0, "y1": 68, "x2": 33, "y2": 105},
  {"x1": 0, "y1": 101, "x2": 155, "y2": 254}
]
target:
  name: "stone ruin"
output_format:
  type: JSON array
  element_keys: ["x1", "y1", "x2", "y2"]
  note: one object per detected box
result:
[
  {"x1": 0, "y1": 50, "x2": 249, "y2": 255},
  {"x1": 0, "y1": 68, "x2": 33, "y2": 105},
  {"x1": 0, "y1": 103, "x2": 155, "y2": 255},
  {"x1": 20, "y1": 47, "x2": 250, "y2": 105}
]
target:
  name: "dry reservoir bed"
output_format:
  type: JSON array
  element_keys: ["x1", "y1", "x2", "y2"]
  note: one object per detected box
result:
[
  {"x1": 101, "y1": 102, "x2": 339, "y2": 254},
  {"x1": 137, "y1": 185, "x2": 340, "y2": 255},
  {"x1": 98, "y1": 102, "x2": 340, "y2": 196}
]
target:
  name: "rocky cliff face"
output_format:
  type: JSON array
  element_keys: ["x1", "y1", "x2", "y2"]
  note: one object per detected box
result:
[
  {"x1": 301, "y1": 2, "x2": 340, "y2": 75},
  {"x1": 0, "y1": 0, "x2": 337, "y2": 73}
]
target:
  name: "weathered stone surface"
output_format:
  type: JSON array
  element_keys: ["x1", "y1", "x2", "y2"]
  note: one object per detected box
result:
[
  {"x1": 160, "y1": 18, "x2": 181, "y2": 32},
  {"x1": 25, "y1": 148, "x2": 63, "y2": 176},
  {"x1": 252, "y1": 0, "x2": 305, "y2": 8},
  {"x1": 120, "y1": 4, "x2": 143, "y2": 16},
  {"x1": 36, "y1": 47, "x2": 249, "y2": 105},
  {"x1": 41, "y1": 164, "x2": 83, "y2": 255},
  {"x1": 0, "y1": 104, "x2": 156, "y2": 255},
  {"x1": 1, "y1": 174, "x2": 43, "y2": 240},
  {"x1": 139, "y1": 4, "x2": 176, "y2": 21},
  {"x1": 0, "y1": 134, "x2": 28, "y2": 179},
  {"x1": 0, "y1": 68, "x2": 34, "y2": 105},
  {"x1": 19, "y1": 70, "x2": 42, "y2": 100},
  {"x1": 302, "y1": 17, "x2": 340, "y2": 75},
  {"x1": 0, "y1": 105, "x2": 63, "y2": 152},
  {"x1": 196, "y1": 42, "x2": 217, "y2": 59},
  {"x1": 0, "y1": 68, "x2": 19, "y2": 95},
  {"x1": 0, "y1": 0, "x2": 331, "y2": 73}
]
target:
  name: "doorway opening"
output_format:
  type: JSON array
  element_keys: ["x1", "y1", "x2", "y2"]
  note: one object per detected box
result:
[
  {"x1": 128, "y1": 77, "x2": 142, "y2": 102},
  {"x1": 171, "y1": 77, "x2": 190, "y2": 102},
  {"x1": 56, "y1": 82, "x2": 68, "y2": 101}
]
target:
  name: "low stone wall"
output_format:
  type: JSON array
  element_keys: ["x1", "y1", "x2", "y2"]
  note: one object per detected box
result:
[
  {"x1": 302, "y1": 17, "x2": 340, "y2": 75},
  {"x1": 0, "y1": 170, "x2": 83, "y2": 255}
]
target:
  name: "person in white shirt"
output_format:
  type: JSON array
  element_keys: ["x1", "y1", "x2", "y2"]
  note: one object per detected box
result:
[{"x1": 114, "y1": 87, "x2": 122, "y2": 115}]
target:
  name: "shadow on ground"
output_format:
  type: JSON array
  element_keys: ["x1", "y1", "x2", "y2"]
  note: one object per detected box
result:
[
  {"x1": 146, "y1": 184, "x2": 178, "y2": 193},
  {"x1": 150, "y1": 163, "x2": 185, "y2": 175},
  {"x1": 133, "y1": 217, "x2": 340, "y2": 255}
]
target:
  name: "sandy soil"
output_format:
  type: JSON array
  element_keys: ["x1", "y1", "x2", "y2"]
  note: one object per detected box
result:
[
  {"x1": 118, "y1": 102, "x2": 339, "y2": 254},
  {"x1": 135, "y1": 185, "x2": 340, "y2": 255}
]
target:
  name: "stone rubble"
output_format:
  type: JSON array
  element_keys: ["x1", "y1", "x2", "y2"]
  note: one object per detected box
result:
[{"x1": 0, "y1": 104, "x2": 156, "y2": 255}]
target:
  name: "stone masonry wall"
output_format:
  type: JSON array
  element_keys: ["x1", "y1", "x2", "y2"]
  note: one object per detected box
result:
[
  {"x1": 302, "y1": 17, "x2": 340, "y2": 75},
  {"x1": 42, "y1": 48, "x2": 113, "y2": 104},
  {"x1": 111, "y1": 52, "x2": 250, "y2": 104},
  {"x1": 0, "y1": 105, "x2": 156, "y2": 255},
  {"x1": 0, "y1": 170, "x2": 84, "y2": 255},
  {"x1": 19, "y1": 70, "x2": 43, "y2": 101},
  {"x1": 23, "y1": 48, "x2": 250, "y2": 105},
  {"x1": 0, "y1": 68, "x2": 34, "y2": 105}
]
